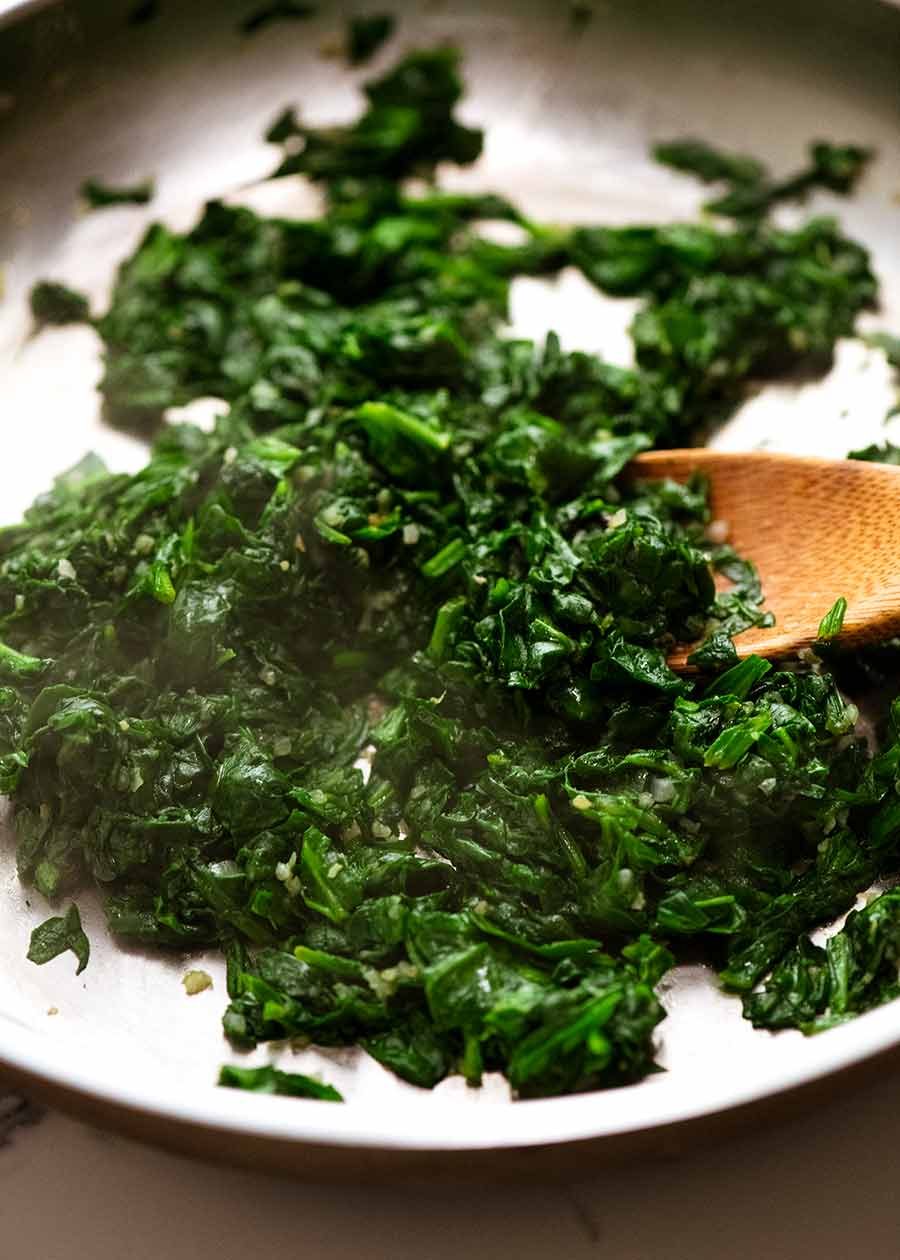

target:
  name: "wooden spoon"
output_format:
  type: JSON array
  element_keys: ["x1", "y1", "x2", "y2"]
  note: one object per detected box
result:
[{"x1": 629, "y1": 449, "x2": 900, "y2": 671}]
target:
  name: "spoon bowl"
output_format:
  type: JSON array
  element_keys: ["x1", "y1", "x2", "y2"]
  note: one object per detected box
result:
[{"x1": 630, "y1": 449, "x2": 900, "y2": 670}]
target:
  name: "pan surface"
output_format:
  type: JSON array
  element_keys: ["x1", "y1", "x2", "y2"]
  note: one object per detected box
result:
[{"x1": 2, "y1": 0, "x2": 900, "y2": 1176}]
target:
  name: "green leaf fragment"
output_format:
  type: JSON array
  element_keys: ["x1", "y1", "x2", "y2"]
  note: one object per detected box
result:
[
  {"x1": 421, "y1": 538, "x2": 467, "y2": 579},
  {"x1": 817, "y1": 596, "x2": 848, "y2": 643},
  {"x1": 218, "y1": 1063, "x2": 342, "y2": 1100},
  {"x1": 703, "y1": 711, "x2": 773, "y2": 769},
  {"x1": 80, "y1": 178, "x2": 155, "y2": 209},
  {"x1": 29, "y1": 282, "x2": 90, "y2": 326},
  {"x1": 239, "y1": 3, "x2": 317, "y2": 35},
  {"x1": 27, "y1": 904, "x2": 90, "y2": 975},
  {"x1": 347, "y1": 13, "x2": 395, "y2": 65}
]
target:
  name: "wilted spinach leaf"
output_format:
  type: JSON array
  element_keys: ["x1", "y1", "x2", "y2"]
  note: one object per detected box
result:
[
  {"x1": 240, "y1": 2, "x2": 316, "y2": 34},
  {"x1": 81, "y1": 178, "x2": 155, "y2": 209},
  {"x1": 218, "y1": 1063, "x2": 342, "y2": 1100},
  {"x1": 347, "y1": 13, "x2": 395, "y2": 65},
  {"x1": 29, "y1": 282, "x2": 90, "y2": 326},
  {"x1": 27, "y1": 904, "x2": 90, "y2": 975}
]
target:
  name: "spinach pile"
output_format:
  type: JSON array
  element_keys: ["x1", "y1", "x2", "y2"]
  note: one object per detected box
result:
[{"x1": 7, "y1": 46, "x2": 900, "y2": 1100}]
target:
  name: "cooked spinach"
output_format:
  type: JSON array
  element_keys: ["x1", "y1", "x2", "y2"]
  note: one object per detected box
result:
[
  {"x1": 655, "y1": 137, "x2": 872, "y2": 219},
  {"x1": 852, "y1": 442, "x2": 900, "y2": 466},
  {"x1": 27, "y1": 904, "x2": 90, "y2": 975},
  {"x1": 240, "y1": 3, "x2": 317, "y2": 35},
  {"x1": 745, "y1": 886, "x2": 900, "y2": 1033},
  {"x1": 653, "y1": 138, "x2": 766, "y2": 189},
  {"x1": 347, "y1": 14, "x2": 395, "y2": 65},
  {"x1": 262, "y1": 48, "x2": 483, "y2": 187},
  {"x1": 218, "y1": 1063, "x2": 343, "y2": 1100},
  {"x1": 29, "y1": 281, "x2": 90, "y2": 326},
  {"x1": 81, "y1": 178, "x2": 155, "y2": 209},
  {"x1": 12, "y1": 47, "x2": 900, "y2": 1098},
  {"x1": 817, "y1": 596, "x2": 848, "y2": 643}
]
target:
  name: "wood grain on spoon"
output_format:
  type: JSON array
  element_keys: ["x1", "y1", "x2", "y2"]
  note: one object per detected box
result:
[{"x1": 630, "y1": 449, "x2": 900, "y2": 671}]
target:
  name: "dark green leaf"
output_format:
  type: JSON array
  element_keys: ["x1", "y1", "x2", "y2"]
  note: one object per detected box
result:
[
  {"x1": 81, "y1": 178, "x2": 155, "y2": 209},
  {"x1": 218, "y1": 1063, "x2": 342, "y2": 1100},
  {"x1": 29, "y1": 282, "x2": 90, "y2": 326},
  {"x1": 347, "y1": 14, "x2": 395, "y2": 65},
  {"x1": 817, "y1": 596, "x2": 847, "y2": 643},
  {"x1": 27, "y1": 904, "x2": 90, "y2": 975}
]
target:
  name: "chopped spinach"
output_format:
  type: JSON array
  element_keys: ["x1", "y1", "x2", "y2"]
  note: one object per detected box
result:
[
  {"x1": 12, "y1": 46, "x2": 900, "y2": 1098},
  {"x1": 851, "y1": 442, "x2": 900, "y2": 466},
  {"x1": 29, "y1": 281, "x2": 90, "y2": 326},
  {"x1": 218, "y1": 1063, "x2": 342, "y2": 1100},
  {"x1": 347, "y1": 14, "x2": 395, "y2": 65},
  {"x1": 817, "y1": 596, "x2": 848, "y2": 643},
  {"x1": 240, "y1": 3, "x2": 317, "y2": 35},
  {"x1": 27, "y1": 904, "x2": 90, "y2": 975},
  {"x1": 81, "y1": 178, "x2": 155, "y2": 209},
  {"x1": 746, "y1": 887, "x2": 900, "y2": 1033},
  {"x1": 653, "y1": 138, "x2": 766, "y2": 189},
  {"x1": 656, "y1": 137, "x2": 872, "y2": 220},
  {"x1": 263, "y1": 48, "x2": 483, "y2": 187}
]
